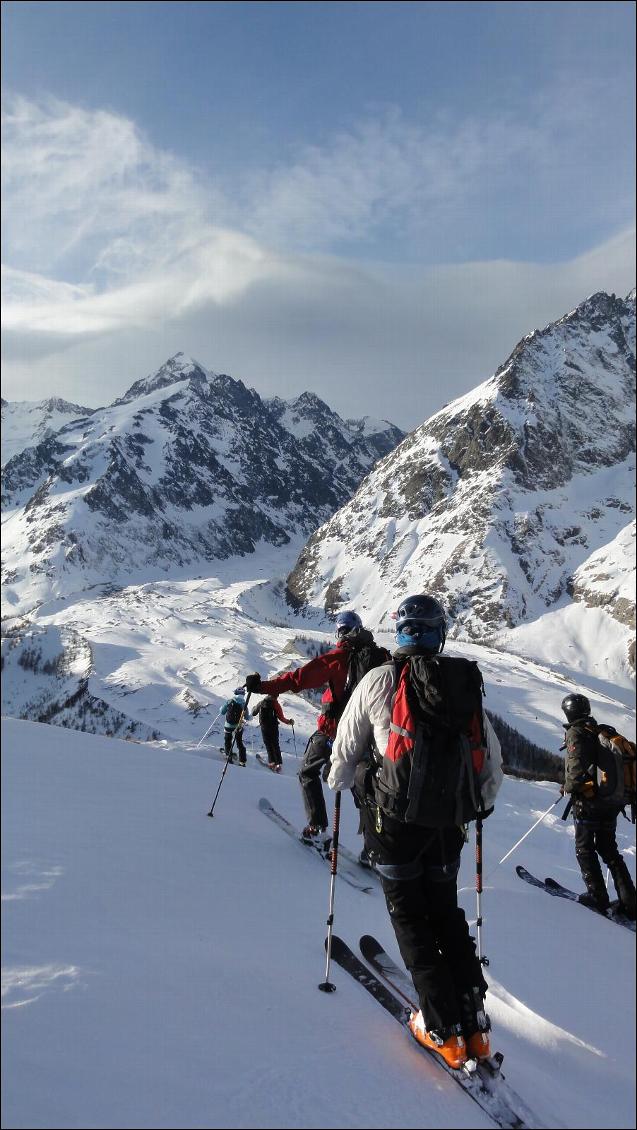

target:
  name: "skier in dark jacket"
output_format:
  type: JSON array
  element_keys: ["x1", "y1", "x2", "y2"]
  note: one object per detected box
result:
[
  {"x1": 328, "y1": 595, "x2": 503, "y2": 1070},
  {"x1": 561, "y1": 692, "x2": 636, "y2": 917},
  {"x1": 220, "y1": 688, "x2": 250, "y2": 766},
  {"x1": 251, "y1": 695, "x2": 294, "y2": 771},
  {"x1": 245, "y1": 611, "x2": 388, "y2": 844}
]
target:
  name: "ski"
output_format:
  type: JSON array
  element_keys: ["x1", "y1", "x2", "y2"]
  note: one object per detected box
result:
[
  {"x1": 256, "y1": 753, "x2": 282, "y2": 773},
  {"x1": 327, "y1": 935, "x2": 540, "y2": 1130},
  {"x1": 516, "y1": 866, "x2": 635, "y2": 932},
  {"x1": 258, "y1": 798, "x2": 374, "y2": 893}
]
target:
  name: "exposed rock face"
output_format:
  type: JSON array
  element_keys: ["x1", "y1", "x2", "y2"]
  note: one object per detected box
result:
[
  {"x1": 1, "y1": 354, "x2": 404, "y2": 612},
  {"x1": 285, "y1": 291, "x2": 636, "y2": 659},
  {"x1": 568, "y1": 522, "x2": 636, "y2": 630}
]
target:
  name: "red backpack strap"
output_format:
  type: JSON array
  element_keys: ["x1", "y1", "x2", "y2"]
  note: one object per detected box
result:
[{"x1": 386, "y1": 659, "x2": 416, "y2": 763}]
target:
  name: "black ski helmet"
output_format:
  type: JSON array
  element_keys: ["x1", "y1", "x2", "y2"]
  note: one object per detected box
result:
[
  {"x1": 335, "y1": 610, "x2": 363, "y2": 639},
  {"x1": 561, "y1": 693, "x2": 591, "y2": 723},
  {"x1": 395, "y1": 594, "x2": 447, "y2": 653}
]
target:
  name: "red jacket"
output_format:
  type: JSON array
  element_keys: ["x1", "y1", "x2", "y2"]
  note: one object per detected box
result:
[{"x1": 259, "y1": 642, "x2": 351, "y2": 739}]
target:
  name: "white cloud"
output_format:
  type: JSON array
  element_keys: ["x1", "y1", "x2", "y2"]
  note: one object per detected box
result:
[
  {"x1": 2, "y1": 225, "x2": 634, "y2": 429},
  {"x1": 1, "y1": 94, "x2": 209, "y2": 279},
  {"x1": 1, "y1": 94, "x2": 634, "y2": 427}
]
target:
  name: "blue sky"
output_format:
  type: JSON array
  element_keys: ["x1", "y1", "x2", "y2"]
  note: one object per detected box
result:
[{"x1": 2, "y1": 1, "x2": 635, "y2": 427}]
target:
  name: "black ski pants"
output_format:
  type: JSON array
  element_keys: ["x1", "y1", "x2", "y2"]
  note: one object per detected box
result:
[
  {"x1": 261, "y1": 725, "x2": 282, "y2": 767},
  {"x1": 298, "y1": 731, "x2": 332, "y2": 829},
  {"x1": 224, "y1": 727, "x2": 247, "y2": 764},
  {"x1": 363, "y1": 813, "x2": 487, "y2": 1034},
  {"x1": 574, "y1": 803, "x2": 623, "y2": 897}
]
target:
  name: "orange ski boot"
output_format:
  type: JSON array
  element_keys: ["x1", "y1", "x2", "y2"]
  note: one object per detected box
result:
[
  {"x1": 466, "y1": 1029, "x2": 491, "y2": 1060},
  {"x1": 408, "y1": 1011, "x2": 467, "y2": 1069}
]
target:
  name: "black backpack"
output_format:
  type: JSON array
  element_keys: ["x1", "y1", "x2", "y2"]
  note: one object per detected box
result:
[
  {"x1": 328, "y1": 639, "x2": 390, "y2": 722},
  {"x1": 225, "y1": 699, "x2": 244, "y2": 726},
  {"x1": 595, "y1": 725, "x2": 634, "y2": 812},
  {"x1": 258, "y1": 699, "x2": 278, "y2": 727},
  {"x1": 374, "y1": 655, "x2": 488, "y2": 828}
]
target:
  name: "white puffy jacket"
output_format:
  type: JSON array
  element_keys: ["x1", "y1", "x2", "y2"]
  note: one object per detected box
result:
[{"x1": 327, "y1": 662, "x2": 503, "y2": 815}]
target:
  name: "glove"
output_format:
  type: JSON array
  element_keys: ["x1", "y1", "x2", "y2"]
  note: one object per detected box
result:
[
  {"x1": 286, "y1": 718, "x2": 294, "y2": 726},
  {"x1": 244, "y1": 673, "x2": 262, "y2": 694},
  {"x1": 580, "y1": 779, "x2": 595, "y2": 800}
]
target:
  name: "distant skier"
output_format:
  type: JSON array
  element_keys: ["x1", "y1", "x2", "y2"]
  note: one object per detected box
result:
[
  {"x1": 561, "y1": 693, "x2": 636, "y2": 918},
  {"x1": 220, "y1": 688, "x2": 251, "y2": 766},
  {"x1": 245, "y1": 611, "x2": 389, "y2": 845},
  {"x1": 327, "y1": 594, "x2": 503, "y2": 1070},
  {"x1": 251, "y1": 695, "x2": 294, "y2": 771}
]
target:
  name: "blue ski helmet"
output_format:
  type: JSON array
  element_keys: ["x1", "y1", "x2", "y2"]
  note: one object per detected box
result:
[
  {"x1": 394, "y1": 594, "x2": 446, "y2": 653},
  {"x1": 335, "y1": 610, "x2": 363, "y2": 639},
  {"x1": 234, "y1": 686, "x2": 246, "y2": 697}
]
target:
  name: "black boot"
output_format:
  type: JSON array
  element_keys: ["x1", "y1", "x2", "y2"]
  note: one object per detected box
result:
[
  {"x1": 579, "y1": 870, "x2": 610, "y2": 912},
  {"x1": 609, "y1": 859, "x2": 636, "y2": 919}
]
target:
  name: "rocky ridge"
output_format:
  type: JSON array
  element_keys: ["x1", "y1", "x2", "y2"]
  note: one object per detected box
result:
[
  {"x1": 285, "y1": 291, "x2": 636, "y2": 670},
  {"x1": 1, "y1": 354, "x2": 404, "y2": 616}
]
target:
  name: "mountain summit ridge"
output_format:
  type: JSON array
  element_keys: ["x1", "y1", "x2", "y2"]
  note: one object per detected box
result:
[
  {"x1": 1, "y1": 358, "x2": 405, "y2": 615},
  {"x1": 285, "y1": 289, "x2": 636, "y2": 674}
]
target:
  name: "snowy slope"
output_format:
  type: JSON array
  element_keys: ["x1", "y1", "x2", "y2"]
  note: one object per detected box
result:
[
  {"x1": 2, "y1": 537, "x2": 634, "y2": 758},
  {"x1": 286, "y1": 291, "x2": 636, "y2": 684},
  {"x1": 1, "y1": 396, "x2": 95, "y2": 466},
  {"x1": 2, "y1": 717, "x2": 635, "y2": 1130}
]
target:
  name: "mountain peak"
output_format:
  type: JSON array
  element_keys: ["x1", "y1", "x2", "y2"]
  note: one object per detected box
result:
[
  {"x1": 292, "y1": 390, "x2": 331, "y2": 411},
  {"x1": 285, "y1": 289, "x2": 635, "y2": 672},
  {"x1": 116, "y1": 354, "x2": 212, "y2": 404}
]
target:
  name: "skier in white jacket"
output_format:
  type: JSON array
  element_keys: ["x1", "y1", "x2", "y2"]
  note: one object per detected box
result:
[{"x1": 328, "y1": 594, "x2": 503, "y2": 1071}]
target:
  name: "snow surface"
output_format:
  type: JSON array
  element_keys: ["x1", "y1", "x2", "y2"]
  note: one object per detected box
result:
[
  {"x1": 2, "y1": 716, "x2": 635, "y2": 1130},
  {"x1": 1, "y1": 398, "x2": 94, "y2": 466}
]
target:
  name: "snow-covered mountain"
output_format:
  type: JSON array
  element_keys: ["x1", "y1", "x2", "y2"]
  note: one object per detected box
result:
[
  {"x1": 266, "y1": 391, "x2": 403, "y2": 470},
  {"x1": 286, "y1": 291, "x2": 636, "y2": 680},
  {"x1": 1, "y1": 354, "x2": 404, "y2": 616},
  {"x1": 1, "y1": 395, "x2": 95, "y2": 466}
]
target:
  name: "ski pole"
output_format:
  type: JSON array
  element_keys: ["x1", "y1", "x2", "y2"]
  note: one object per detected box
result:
[
  {"x1": 207, "y1": 693, "x2": 251, "y2": 818},
  {"x1": 291, "y1": 722, "x2": 298, "y2": 758},
  {"x1": 196, "y1": 710, "x2": 222, "y2": 749},
  {"x1": 319, "y1": 790, "x2": 342, "y2": 993},
  {"x1": 495, "y1": 794, "x2": 562, "y2": 868},
  {"x1": 475, "y1": 817, "x2": 488, "y2": 967}
]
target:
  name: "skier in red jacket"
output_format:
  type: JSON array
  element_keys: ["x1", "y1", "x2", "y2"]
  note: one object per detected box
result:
[
  {"x1": 245, "y1": 611, "x2": 388, "y2": 844},
  {"x1": 251, "y1": 695, "x2": 294, "y2": 771}
]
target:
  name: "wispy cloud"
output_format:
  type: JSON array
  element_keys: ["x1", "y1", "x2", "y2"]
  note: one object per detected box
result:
[
  {"x1": 238, "y1": 109, "x2": 547, "y2": 252},
  {"x1": 2, "y1": 94, "x2": 210, "y2": 279},
  {"x1": 1, "y1": 92, "x2": 634, "y2": 425}
]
